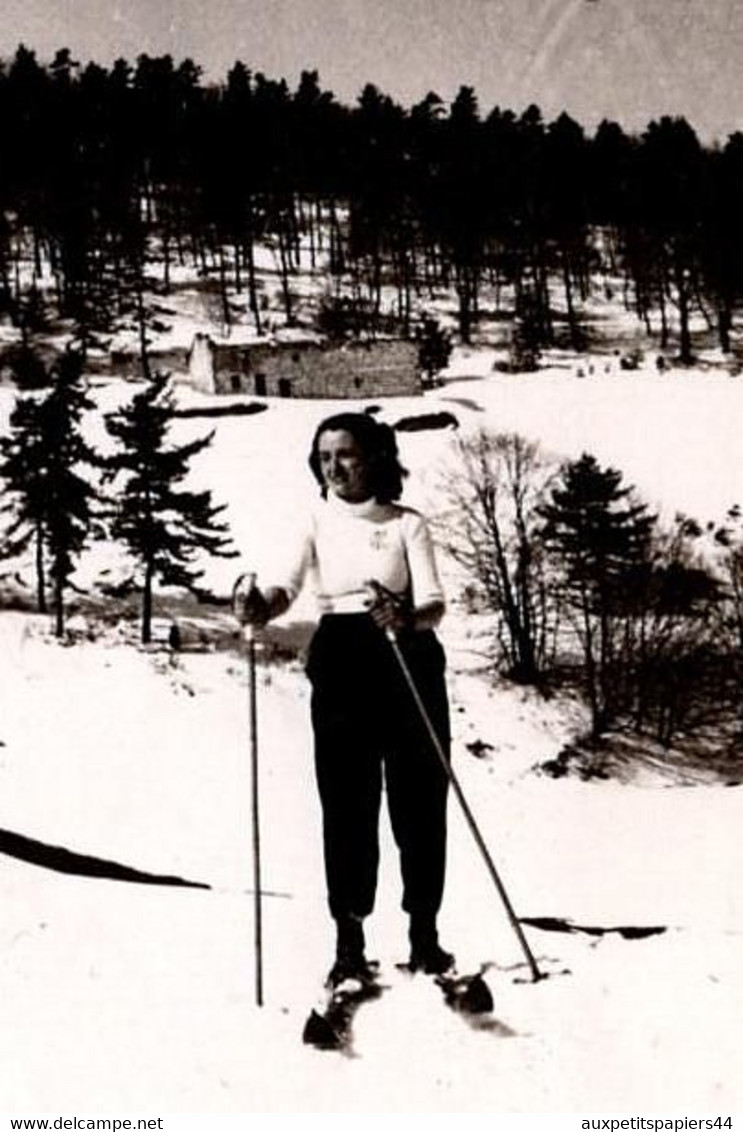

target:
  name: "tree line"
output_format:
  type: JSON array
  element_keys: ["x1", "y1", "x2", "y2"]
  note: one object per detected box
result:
[{"x1": 2, "y1": 45, "x2": 743, "y2": 365}]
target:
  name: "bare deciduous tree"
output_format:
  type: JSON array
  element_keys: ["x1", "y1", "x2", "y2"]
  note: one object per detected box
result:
[{"x1": 439, "y1": 429, "x2": 555, "y2": 684}]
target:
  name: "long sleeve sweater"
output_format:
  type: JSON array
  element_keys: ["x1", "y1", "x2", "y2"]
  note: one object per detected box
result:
[{"x1": 275, "y1": 494, "x2": 445, "y2": 616}]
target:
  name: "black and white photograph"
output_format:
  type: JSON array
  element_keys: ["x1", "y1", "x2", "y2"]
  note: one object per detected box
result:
[{"x1": 0, "y1": 0, "x2": 741, "y2": 1118}]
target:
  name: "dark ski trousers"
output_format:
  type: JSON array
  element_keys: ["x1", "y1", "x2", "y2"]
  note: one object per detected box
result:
[{"x1": 306, "y1": 613, "x2": 450, "y2": 923}]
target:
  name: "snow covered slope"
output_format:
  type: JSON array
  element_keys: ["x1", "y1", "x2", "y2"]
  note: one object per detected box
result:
[{"x1": 1, "y1": 353, "x2": 741, "y2": 1113}]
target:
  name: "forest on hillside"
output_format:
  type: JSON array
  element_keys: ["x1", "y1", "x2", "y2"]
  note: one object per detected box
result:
[
  {"x1": 1, "y1": 45, "x2": 743, "y2": 368},
  {"x1": 2, "y1": 46, "x2": 743, "y2": 773}
]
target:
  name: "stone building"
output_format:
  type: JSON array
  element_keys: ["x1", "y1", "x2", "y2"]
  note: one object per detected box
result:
[
  {"x1": 188, "y1": 332, "x2": 421, "y2": 399},
  {"x1": 108, "y1": 344, "x2": 191, "y2": 380}
]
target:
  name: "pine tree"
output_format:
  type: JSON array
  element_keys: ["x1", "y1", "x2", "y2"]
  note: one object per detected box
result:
[
  {"x1": 416, "y1": 316, "x2": 452, "y2": 386},
  {"x1": 43, "y1": 351, "x2": 101, "y2": 636},
  {"x1": 540, "y1": 453, "x2": 655, "y2": 735},
  {"x1": 509, "y1": 285, "x2": 543, "y2": 372},
  {"x1": 0, "y1": 388, "x2": 51, "y2": 611},
  {"x1": 0, "y1": 349, "x2": 100, "y2": 633},
  {"x1": 104, "y1": 373, "x2": 236, "y2": 643},
  {"x1": 0, "y1": 346, "x2": 97, "y2": 629}
]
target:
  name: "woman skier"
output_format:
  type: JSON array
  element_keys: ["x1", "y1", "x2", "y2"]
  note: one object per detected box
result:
[{"x1": 235, "y1": 411, "x2": 453, "y2": 987}]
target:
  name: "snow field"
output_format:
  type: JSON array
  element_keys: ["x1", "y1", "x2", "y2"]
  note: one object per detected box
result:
[{"x1": 1, "y1": 352, "x2": 742, "y2": 1111}]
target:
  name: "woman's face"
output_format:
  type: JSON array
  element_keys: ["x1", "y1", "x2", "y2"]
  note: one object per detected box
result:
[{"x1": 317, "y1": 429, "x2": 372, "y2": 503}]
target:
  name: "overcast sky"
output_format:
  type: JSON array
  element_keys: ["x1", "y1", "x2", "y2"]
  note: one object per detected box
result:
[{"x1": 1, "y1": 0, "x2": 742, "y2": 141}]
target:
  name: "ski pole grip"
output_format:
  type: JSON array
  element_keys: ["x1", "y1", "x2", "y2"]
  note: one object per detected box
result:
[
  {"x1": 365, "y1": 580, "x2": 401, "y2": 642},
  {"x1": 233, "y1": 571, "x2": 259, "y2": 641},
  {"x1": 243, "y1": 571, "x2": 258, "y2": 643}
]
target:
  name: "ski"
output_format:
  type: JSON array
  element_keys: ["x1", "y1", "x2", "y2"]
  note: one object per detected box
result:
[
  {"x1": 433, "y1": 968, "x2": 518, "y2": 1037},
  {"x1": 397, "y1": 962, "x2": 498, "y2": 1030},
  {"x1": 434, "y1": 968, "x2": 494, "y2": 1015},
  {"x1": 302, "y1": 966, "x2": 385, "y2": 1053},
  {"x1": 302, "y1": 963, "x2": 496, "y2": 1051}
]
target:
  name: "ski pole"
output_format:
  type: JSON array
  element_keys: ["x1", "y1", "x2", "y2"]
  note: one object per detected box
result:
[
  {"x1": 246, "y1": 620, "x2": 264, "y2": 1006},
  {"x1": 233, "y1": 573, "x2": 264, "y2": 1007},
  {"x1": 384, "y1": 624, "x2": 542, "y2": 983}
]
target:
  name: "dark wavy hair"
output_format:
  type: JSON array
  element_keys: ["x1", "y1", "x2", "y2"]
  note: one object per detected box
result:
[{"x1": 308, "y1": 412, "x2": 408, "y2": 503}]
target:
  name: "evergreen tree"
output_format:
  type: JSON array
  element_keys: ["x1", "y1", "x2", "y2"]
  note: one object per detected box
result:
[
  {"x1": 0, "y1": 383, "x2": 51, "y2": 611},
  {"x1": 104, "y1": 373, "x2": 236, "y2": 643},
  {"x1": 416, "y1": 315, "x2": 452, "y2": 385},
  {"x1": 540, "y1": 453, "x2": 655, "y2": 735},
  {"x1": 634, "y1": 117, "x2": 705, "y2": 362},
  {"x1": 43, "y1": 351, "x2": 101, "y2": 636},
  {"x1": 545, "y1": 112, "x2": 591, "y2": 350},
  {"x1": 0, "y1": 349, "x2": 100, "y2": 633},
  {"x1": 438, "y1": 85, "x2": 486, "y2": 343},
  {"x1": 509, "y1": 285, "x2": 543, "y2": 372},
  {"x1": 702, "y1": 134, "x2": 743, "y2": 352}
]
